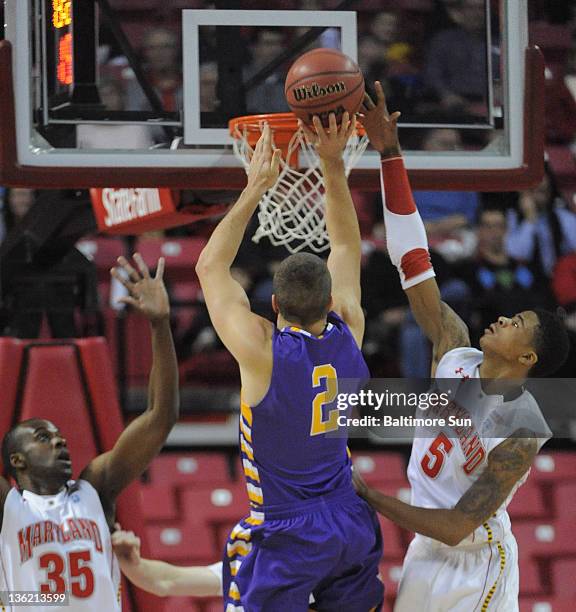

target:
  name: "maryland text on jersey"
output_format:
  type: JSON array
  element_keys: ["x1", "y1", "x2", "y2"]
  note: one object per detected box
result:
[{"x1": 18, "y1": 518, "x2": 104, "y2": 563}]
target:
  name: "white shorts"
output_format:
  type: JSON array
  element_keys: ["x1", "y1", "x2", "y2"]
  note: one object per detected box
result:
[{"x1": 393, "y1": 533, "x2": 519, "y2": 612}]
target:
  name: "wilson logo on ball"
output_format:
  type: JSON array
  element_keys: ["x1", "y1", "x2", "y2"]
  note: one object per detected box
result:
[{"x1": 293, "y1": 81, "x2": 347, "y2": 101}]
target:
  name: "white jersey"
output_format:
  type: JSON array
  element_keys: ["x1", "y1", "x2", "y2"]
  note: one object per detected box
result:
[
  {"x1": 0, "y1": 479, "x2": 121, "y2": 612},
  {"x1": 407, "y1": 347, "x2": 551, "y2": 548}
]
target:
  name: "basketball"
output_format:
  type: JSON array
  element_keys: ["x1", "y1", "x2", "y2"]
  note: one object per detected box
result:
[{"x1": 284, "y1": 48, "x2": 365, "y2": 126}]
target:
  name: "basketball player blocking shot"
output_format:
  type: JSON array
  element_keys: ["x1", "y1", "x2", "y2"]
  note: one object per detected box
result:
[
  {"x1": 196, "y1": 119, "x2": 383, "y2": 612},
  {"x1": 353, "y1": 82, "x2": 570, "y2": 611},
  {"x1": 0, "y1": 254, "x2": 179, "y2": 611}
]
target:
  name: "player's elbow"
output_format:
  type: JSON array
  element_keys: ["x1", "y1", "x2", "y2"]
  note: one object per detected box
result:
[
  {"x1": 195, "y1": 253, "x2": 212, "y2": 279},
  {"x1": 439, "y1": 514, "x2": 476, "y2": 546}
]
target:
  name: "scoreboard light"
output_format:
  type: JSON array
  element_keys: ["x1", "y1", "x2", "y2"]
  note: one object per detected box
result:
[
  {"x1": 48, "y1": 0, "x2": 74, "y2": 90},
  {"x1": 52, "y1": 0, "x2": 72, "y2": 29}
]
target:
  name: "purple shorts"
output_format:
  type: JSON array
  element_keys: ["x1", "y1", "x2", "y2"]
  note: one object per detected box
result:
[{"x1": 222, "y1": 489, "x2": 384, "y2": 612}]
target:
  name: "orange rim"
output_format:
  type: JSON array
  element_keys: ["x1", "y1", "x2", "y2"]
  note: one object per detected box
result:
[{"x1": 229, "y1": 111, "x2": 365, "y2": 147}]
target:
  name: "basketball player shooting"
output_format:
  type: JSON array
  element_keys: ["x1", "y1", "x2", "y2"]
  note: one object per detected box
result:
[
  {"x1": 353, "y1": 82, "x2": 570, "y2": 611},
  {"x1": 196, "y1": 119, "x2": 383, "y2": 612},
  {"x1": 0, "y1": 254, "x2": 179, "y2": 611}
]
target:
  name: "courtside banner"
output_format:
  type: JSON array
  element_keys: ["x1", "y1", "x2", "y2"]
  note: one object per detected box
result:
[{"x1": 90, "y1": 188, "x2": 190, "y2": 234}]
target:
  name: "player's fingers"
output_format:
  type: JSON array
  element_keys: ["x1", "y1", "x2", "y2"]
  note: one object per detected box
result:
[
  {"x1": 261, "y1": 122, "x2": 271, "y2": 154},
  {"x1": 117, "y1": 296, "x2": 139, "y2": 308},
  {"x1": 271, "y1": 148, "x2": 282, "y2": 175},
  {"x1": 155, "y1": 257, "x2": 165, "y2": 280},
  {"x1": 375, "y1": 81, "x2": 389, "y2": 115},
  {"x1": 339, "y1": 111, "x2": 350, "y2": 136},
  {"x1": 299, "y1": 119, "x2": 317, "y2": 145},
  {"x1": 114, "y1": 522, "x2": 122, "y2": 531},
  {"x1": 362, "y1": 92, "x2": 376, "y2": 111},
  {"x1": 345, "y1": 114, "x2": 357, "y2": 140},
  {"x1": 133, "y1": 253, "x2": 150, "y2": 278},
  {"x1": 390, "y1": 111, "x2": 402, "y2": 123},
  {"x1": 328, "y1": 112, "x2": 338, "y2": 135},
  {"x1": 110, "y1": 267, "x2": 134, "y2": 291},
  {"x1": 117, "y1": 256, "x2": 140, "y2": 282},
  {"x1": 312, "y1": 115, "x2": 327, "y2": 140}
]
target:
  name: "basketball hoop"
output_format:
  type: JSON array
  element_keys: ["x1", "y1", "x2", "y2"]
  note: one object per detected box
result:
[{"x1": 229, "y1": 112, "x2": 368, "y2": 254}]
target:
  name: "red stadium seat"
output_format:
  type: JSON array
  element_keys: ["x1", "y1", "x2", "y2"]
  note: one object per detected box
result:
[
  {"x1": 149, "y1": 453, "x2": 231, "y2": 487},
  {"x1": 18, "y1": 344, "x2": 99, "y2": 477},
  {"x1": 551, "y1": 558, "x2": 576, "y2": 599},
  {"x1": 530, "y1": 453, "x2": 576, "y2": 483},
  {"x1": 145, "y1": 522, "x2": 217, "y2": 563},
  {"x1": 0, "y1": 338, "x2": 24, "y2": 468},
  {"x1": 553, "y1": 483, "x2": 576, "y2": 520},
  {"x1": 520, "y1": 596, "x2": 575, "y2": 612},
  {"x1": 140, "y1": 483, "x2": 179, "y2": 522},
  {"x1": 180, "y1": 483, "x2": 248, "y2": 527},
  {"x1": 353, "y1": 452, "x2": 407, "y2": 484},
  {"x1": 519, "y1": 557, "x2": 545, "y2": 596},
  {"x1": 136, "y1": 237, "x2": 207, "y2": 283},
  {"x1": 508, "y1": 482, "x2": 548, "y2": 520},
  {"x1": 513, "y1": 519, "x2": 576, "y2": 558}
]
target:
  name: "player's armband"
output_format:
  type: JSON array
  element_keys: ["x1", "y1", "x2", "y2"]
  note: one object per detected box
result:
[{"x1": 380, "y1": 157, "x2": 435, "y2": 290}]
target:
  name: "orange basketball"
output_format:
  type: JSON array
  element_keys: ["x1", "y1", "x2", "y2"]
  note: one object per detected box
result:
[{"x1": 284, "y1": 48, "x2": 365, "y2": 126}]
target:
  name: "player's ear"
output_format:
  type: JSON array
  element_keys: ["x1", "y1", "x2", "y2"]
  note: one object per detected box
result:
[
  {"x1": 271, "y1": 294, "x2": 279, "y2": 315},
  {"x1": 10, "y1": 452, "x2": 26, "y2": 472},
  {"x1": 519, "y1": 350, "x2": 537, "y2": 369}
]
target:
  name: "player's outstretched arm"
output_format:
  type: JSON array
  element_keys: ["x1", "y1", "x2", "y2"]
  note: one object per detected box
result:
[
  {"x1": 80, "y1": 255, "x2": 179, "y2": 506},
  {"x1": 300, "y1": 113, "x2": 364, "y2": 347},
  {"x1": 112, "y1": 528, "x2": 222, "y2": 597},
  {"x1": 360, "y1": 82, "x2": 470, "y2": 374},
  {"x1": 195, "y1": 124, "x2": 280, "y2": 366},
  {"x1": 354, "y1": 430, "x2": 538, "y2": 546}
]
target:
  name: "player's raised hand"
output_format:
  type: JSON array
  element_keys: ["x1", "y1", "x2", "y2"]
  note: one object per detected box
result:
[
  {"x1": 359, "y1": 81, "x2": 402, "y2": 157},
  {"x1": 299, "y1": 112, "x2": 356, "y2": 162},
  {"x1": 246, "y1": 123, "x2": 282, "y2": 194},
  {"x1": 111, "y1": 253, "x2": 170, "y2": 322},
  {"x1": 112, "y1": 525, "x2": 142, "y2": 565}
]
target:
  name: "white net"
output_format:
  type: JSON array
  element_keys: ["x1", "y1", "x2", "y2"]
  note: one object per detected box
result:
[{"x1": 231, "y1": 120, "x2": 368, "y2": 253}]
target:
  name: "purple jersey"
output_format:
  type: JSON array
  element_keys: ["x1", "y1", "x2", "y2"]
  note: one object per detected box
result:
[{"x1": 239, "y1": 311, "x2": 369, "y2": 513}]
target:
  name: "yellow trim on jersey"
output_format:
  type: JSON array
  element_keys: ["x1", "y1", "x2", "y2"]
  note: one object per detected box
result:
[
  {"x1": 227, "y1": 540, "x2": 252, "y2": 558},
  {"x1": 229, "y1": 581, "x2": 241, "y2": 600},
  {"x1": 247, "y1": 483, "x2": 264, "y2": 505},
  {"x1": 231, "y1": 525, "x2": 252, "y2": 542},
  {"x1": 480, "y1": 523, "x2": 507, "y2": 610},
  {"x1": 240, "y1": 401, "x2": 253, "y2": 427},
  {"x1": 239, "y1": 417, "x2": 252, "y2": 443},
  {"x1": 246, "y1": 513, "x2": 264, "y2": 525},
  {"x1": 240, "y1": 436, "x2": 254, "y2": 461},
  {"x1": 243, "y1": 458, "x2": 260, "y2": 483}
]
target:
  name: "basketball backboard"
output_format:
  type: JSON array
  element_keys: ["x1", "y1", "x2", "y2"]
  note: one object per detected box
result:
[{"x1": 0, "y1": 0, "x2": 543, "y2": 190}]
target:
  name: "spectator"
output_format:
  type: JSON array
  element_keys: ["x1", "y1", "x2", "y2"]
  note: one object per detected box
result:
[
  {"x1": 456, "y1": 203, "x2": 554, "y2": 340},
  {"x1": 244, "y1": 29, "x2": 290, "y2": 114},
  {"x1": 506, "y1": 167, "x2": 576, "y2": 277},
  {"x1": 423, "y1": 0, "x2": 489, "y2": 115},
  {"x1": 124, "y1": 27, "x2": 183, "y2": 114}
]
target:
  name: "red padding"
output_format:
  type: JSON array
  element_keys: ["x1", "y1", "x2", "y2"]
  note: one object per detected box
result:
[
  {"x1": 19, "y1": 345, "x2": 98, "y2": 478},
  {"x1": 381, "y1": 157, "x2": 417, "y2": 215},
  {"x1": 400, "y1": 248, "x2": 433, "y2": 281},
  {"x1": 0, "y1": 338, "x2": 23, "y2": 475}
]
